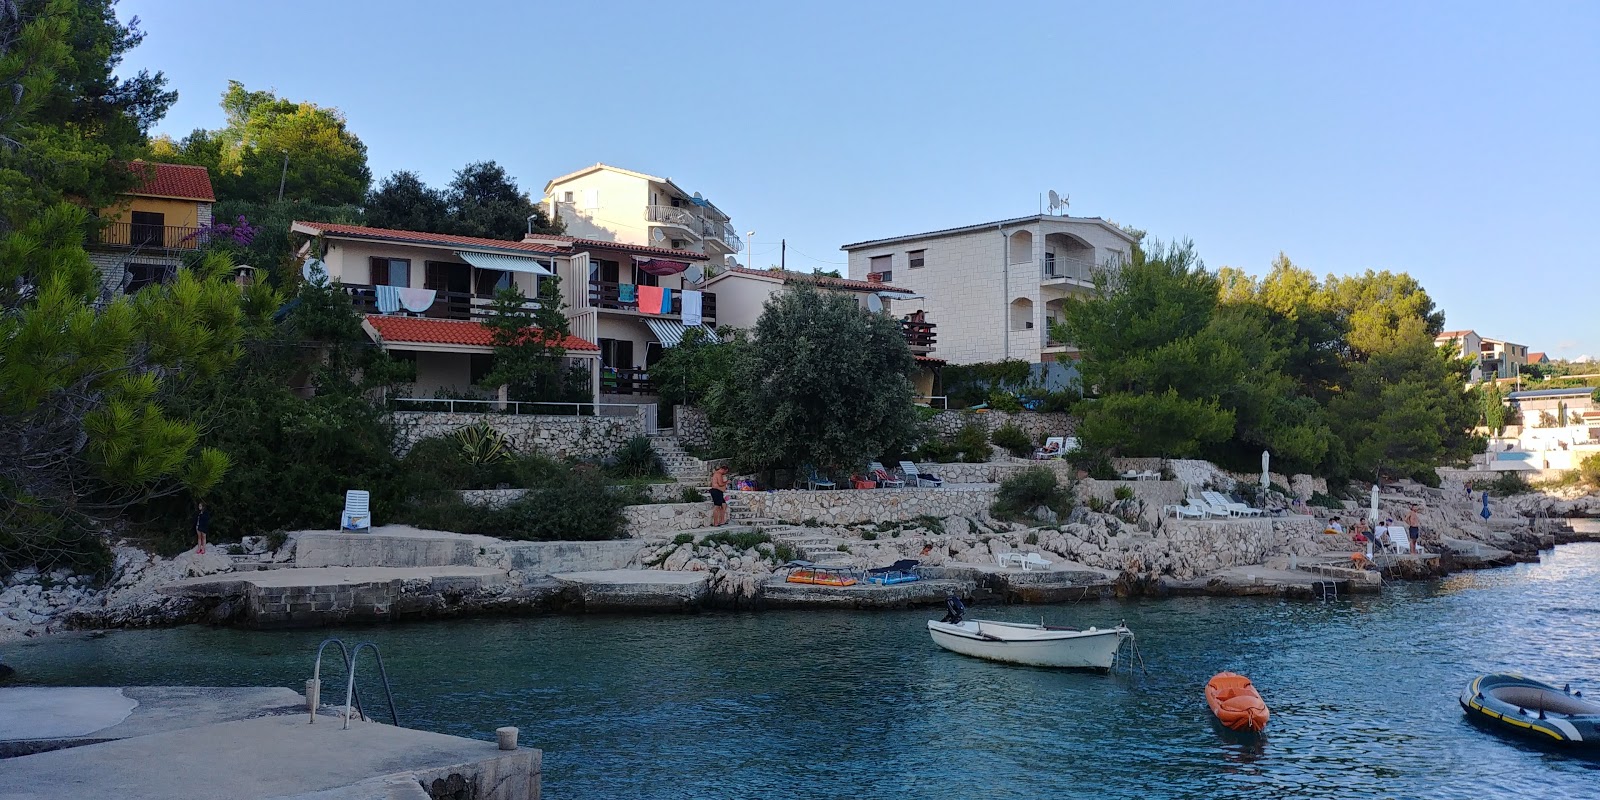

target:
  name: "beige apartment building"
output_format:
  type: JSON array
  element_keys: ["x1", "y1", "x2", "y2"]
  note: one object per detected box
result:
[
  {"x1": 542, "y1": 163, "x2": 742, "y2": 260},
  {"x1": 1434, "y1": 329, "x2": 1529, "y2": 380},
  {"x1": 841, "y1": 214, "x2": 1137, "y2": 365}
]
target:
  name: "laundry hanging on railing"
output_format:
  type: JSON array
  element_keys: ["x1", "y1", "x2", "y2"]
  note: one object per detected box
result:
[
  {"x1": 680, "y1": 289, "x2": 702, "y2": 326},
  {"x1": 618, "y1": 283, "x2": 637, "y2": 304},
  {"x1": 661, "y1": 287, "x2": 673, "y2": 314},
  {"x1": 637, "y1": 285, "x2": 664, "y2": 314},
  {"x1": 375, "y1": 284, "x2": 403, "y2": 314},
  {"x1": 634, "y1": 257, "x2": 689, "y2": 277},
  {"x1": 397, "y1": 287, "x2": 437, "y2": 314}
]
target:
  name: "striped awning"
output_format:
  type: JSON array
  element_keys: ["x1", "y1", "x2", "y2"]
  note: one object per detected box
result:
[
  {"x1": 455, "y1": 250, "x2": 553, "y2": 276},
  {"x1": 643, "y1": 317, "x2": 717, "y2": 347}
]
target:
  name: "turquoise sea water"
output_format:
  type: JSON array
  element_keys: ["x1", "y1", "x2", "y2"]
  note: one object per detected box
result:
[{"x1": 7, "y1": 543, "x2": 1600, "y2": 799}]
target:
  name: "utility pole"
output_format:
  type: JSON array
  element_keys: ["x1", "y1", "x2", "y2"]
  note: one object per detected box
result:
[
  {"x1": 781, "y1": 239, "x2": 786, "y2": 271},
  {"x1": 276, "y1": 150, "x2": 289, "y2": 202}
]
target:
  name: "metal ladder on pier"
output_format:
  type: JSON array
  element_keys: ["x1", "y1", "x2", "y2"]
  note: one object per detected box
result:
[
  {"x1": 1311, "y1": 580, "x2": 1339, "y2": 601},
  {"x1": 309, "y1": 638, "x2": 400, "y2": 730}
]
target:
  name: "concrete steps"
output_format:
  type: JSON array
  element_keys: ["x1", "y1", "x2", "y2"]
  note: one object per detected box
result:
[
  {"x1": 765, "y1": 527, "x2": 855, "y2": 566},
  {"x1": 648, "y1": 434, "x2": 711, "y2": 484}
]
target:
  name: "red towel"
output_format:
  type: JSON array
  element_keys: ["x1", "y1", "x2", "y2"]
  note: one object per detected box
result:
[{"x1": 637, "y1": 285, "x2": 664, "y2": 314}]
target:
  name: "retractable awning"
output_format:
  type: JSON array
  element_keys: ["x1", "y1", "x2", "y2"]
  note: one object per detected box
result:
[
  {"x1": 881, "y1": 290, "x2": 925, "y2": 300},
  {"x1": 643, "y1": 317, "x2": 717, "y2": 347},
  {"x1": 634, "y1": 257, "x2": 689, "y2": 276},
  {"x1": 455, "y1": 250, "x2": 553, "y2": 276}
]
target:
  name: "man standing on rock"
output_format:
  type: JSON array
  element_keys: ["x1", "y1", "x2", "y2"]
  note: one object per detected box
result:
[
  {"x1": 709, "y1": 466, "x2": 729, "y2": 527},
  {"x1": 1406, "y1": 506, "x2": 1422, "y2": 554}
]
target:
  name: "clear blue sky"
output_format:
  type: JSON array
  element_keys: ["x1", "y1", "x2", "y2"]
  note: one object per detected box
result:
[{"x1": 121, "y1": 0, "x2": 1599, "y2": 358}]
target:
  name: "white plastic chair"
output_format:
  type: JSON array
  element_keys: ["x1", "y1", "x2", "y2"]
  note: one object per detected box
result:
[
  {"x1": 341, "y1": 490, "x2": 371, "y2": 531},
  {"x1": 899, "y1": 460, "x2": 942, "y2": 488},
  {"x1": 997, "y1": 552, "x2": 1026, "y2": 568}
]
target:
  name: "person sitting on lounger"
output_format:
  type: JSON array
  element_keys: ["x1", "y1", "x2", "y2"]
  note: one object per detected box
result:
[{"x1": 1324, "y1": 517, "x2": 1344, "y2": 535}]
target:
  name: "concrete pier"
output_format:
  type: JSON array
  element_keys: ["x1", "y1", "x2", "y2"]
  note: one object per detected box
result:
[
  {"x1": 550, "y1": 569, "x2": 710, "y2": 610},
  {"x1": 0, "y1": 687, "x2": 540, "y2": 799}
]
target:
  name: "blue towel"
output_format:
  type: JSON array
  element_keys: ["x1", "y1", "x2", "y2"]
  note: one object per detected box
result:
[
  {"x1": 618, "y1": 283, "x2": 636, "y2": 303},
  {"x1": 375, "y1": 284, "x2": 402, "y2": 314},
  {"x1": 661, "y1": 287, "x2": 673, "y2": 314}
]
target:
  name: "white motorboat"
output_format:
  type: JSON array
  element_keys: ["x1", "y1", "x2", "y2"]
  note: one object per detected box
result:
[{"x1": 926, "y1": 618, "x2": 1133, "y2": 670}]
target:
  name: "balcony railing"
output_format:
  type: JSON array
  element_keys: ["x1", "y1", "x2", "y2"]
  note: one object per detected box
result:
[
  {"x1": 343, "y1": 284, "x2": 538, "y2": 322},
  {"x1": 717, "y1": 223, "x2": 743, "y2": 252},
  {"x1": 92, "y1": 222, "x2": 204, "y2": 251},
  {"x1": 588, "y1": 280, "x2": 717, "y2": 320},
  {"x1": 645, "y1": 205, "x2": 703, "y2": 237},
  {"x1": 601, "y1": 368, "x2": 656, "y2": 396},
  {"x1": 901, "y1": 319, "x2": 937, "y2": 351}
]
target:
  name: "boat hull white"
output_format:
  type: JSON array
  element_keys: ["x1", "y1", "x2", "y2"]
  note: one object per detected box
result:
[{"x1": 926, "y1": 619, "x2": 1131, "y2": 670}]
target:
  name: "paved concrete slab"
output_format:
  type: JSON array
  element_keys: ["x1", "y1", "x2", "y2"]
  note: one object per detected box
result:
[
  {"x1": 0, "y1": 713, "x2": 538, "y2": 800},
  {"x1": 549, "y1": 569, "x2": 707, "y2": 585},
  {"x1": 762, "y1": 577, "x2": 968, "y2": 608},
  {"x1": 550, "y1": 569, "x2": 709, "y2": 610},
  {"x1": 0, "y1": 688, "x2": 135, "y2": 741}
]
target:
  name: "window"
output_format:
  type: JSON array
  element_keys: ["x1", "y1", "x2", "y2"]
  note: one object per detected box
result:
[
  {"x1": 424, "y1": 261, "x2": 471, "y2": 294},
  {"x1": 645, "y1": 342, "x2": 664, "y2": 367},
  {"x1": 869, "y1": 254, "x2": 893, "y2": 283},
  {"x1": 130, "y1": 211, "x2": 165, "y2": 247},
  {"x1": 590, "y1": 258, "x2": 620, "y2": 284},
  {"x1": 125, "y1": 262, "x2": 170, "y2": 293},
  {"x1": 369, "y1": 257, "x2": 410, "y2": 287},
  {"x1": 474, "y1": 268, "x2": 512, "y2": 296},
  {"x1": 469, "y1": 354, "x2": 496, "y2": 385},
  {"x1": 1043, "y1": 251, "x2": 1057, "y2": 277},
  {"x1": 908, "y1": 249, "x2": 926, "y2": 269},
  {"x1": 562, "y1": 191, "x2": 575, "y2": 203},
  {"x1": 598, "y1": 338, "x2": 634, "y2": 369}
]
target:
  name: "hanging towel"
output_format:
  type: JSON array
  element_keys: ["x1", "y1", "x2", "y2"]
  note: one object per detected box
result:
[
  {"x1": 637, "y1": 284, "x2": 664, "y2": 314},
  {"x1": 618, "y1": 283, "x2": 637, "y2": 304},
  {"x1": 681, "y1": 289, "x2": 703, "y2": 326},
  {"x1": 661, "y1": 287, "x2": 673, "y2": 314},
  {"x1": 375, "y1": 284, "x2": 403, "y2": 314},
  {"x1": 397, "y1": 287, "x2": 437, "y2": 314}
]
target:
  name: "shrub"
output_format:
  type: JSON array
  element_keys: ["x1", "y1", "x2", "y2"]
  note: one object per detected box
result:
[
  {"x1": 1307, "y1": 491, "x2": 1343, "y2": 510},
  {"x1": 1489, "y1": 471, "x2": 1531, "y2": 496},
  {"x1": 991, "y1": 467, "x2": 1073, "y2": 522},
  {"x1": 987, "y1": 391, "x2": 1023, "y2": 413},
  {"x1": 861, "y1": 530, "x2": 878, "y2": 541},
  {"x1": 1113, "y1": 485, "x2": 1134, "y2": 501},
  {"x1": 405, "y1": 473, "x2": 629, "y2": 541},
  {"x1": 1087, "y1": 496, "x2": 1108, "y2": 512},
  {"x1": 456, "y1": 422, "x2": 513, "y2": 467},
  {"x1": 609, "y1": 436, "x2": 665, "y2": 479},
  {"x1": 914, "y1": 435, "x2": 959, "y2": 463},
  {"x1": 954, "y1": 422, "x2": 992, "y2": 463},
  {"x1": 990, "y1": 423, "x2": 1034, "y2": 458},
  {"x1": 680, "y1": 486, "x2": 706, "y2": 503},
  {"x1": 1024, "y1": 531, "x2": 1039, "y2": 545},
  {"x1": 773, "y1": 541, "x2": 797, "y2": 563},
  {"x1": 672, "y1": 532, "x2": 695, "y2": 545},
  {"x1": 1579, "y1": 453, "x2": 1600, "y2": 490},
  {"x1": 701, "y1": 530, "x2": 771, "y2": 550},
  {"x1": 1066, "y1": 447, "x2": 1117, "y2": 480}
]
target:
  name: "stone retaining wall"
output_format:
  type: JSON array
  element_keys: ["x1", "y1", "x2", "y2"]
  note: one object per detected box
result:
[
  {"x1": 674, "y1": 406, "x2": 713, "y2": 449},
  {"x1": 740, "y1": 487, "x2": 997, "y2": 526},
  {"x1": 624, "y1": 502, "x2": 712, "y2": 535},
  {"x1": 393, "y1": 411, "x2": 643, "y2": 459},
  {"x1": 927, "y1": 410, "x2": 1076, "y2": 442},
  {"x1": 1079, "y1": 479, "x2": 1187, "y2": 524},
  {"x1": 463, "y1": 483, "x2": 685, "y2": 509}
]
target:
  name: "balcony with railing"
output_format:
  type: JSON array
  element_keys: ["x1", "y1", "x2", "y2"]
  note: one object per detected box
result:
[
  {"x1": 343, "y1": 284, "x2": 538, "y2": 322},
  {"x1": 645, "y1": 205, "x2": 703, "y2": 239},
  {"x1": 588, "y1": 280, "x2": 717, "y2": 321},
  {"x1": 901, "y1": 319, "x2": 937, "y2": 353},
  {"x1": 601, "y1": 367, "x2": 655, "y2": 396},
  {"x1": 92, "y1": 222, "x2": 204, "y2": 251},
  {"x1": 1039, "y1": 254, "x2": 1109, "y2": 288}
]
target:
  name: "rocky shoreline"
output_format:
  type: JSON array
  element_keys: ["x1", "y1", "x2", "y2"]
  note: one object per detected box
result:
[{"x1": 2, "y1": 481, "x2": 1598, "y2": 644}]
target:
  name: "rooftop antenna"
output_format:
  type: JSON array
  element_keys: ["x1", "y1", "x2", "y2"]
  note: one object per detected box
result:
[{"x1": 1047, "y1": 190, "x2": 1070, "y2": 216}]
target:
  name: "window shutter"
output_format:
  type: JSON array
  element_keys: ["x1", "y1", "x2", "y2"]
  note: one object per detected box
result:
[
  {"x1": 369, "y1": 257, "x2": 385, "y2": 286},
  {"x1": 583, "y1": 188, "x2": 600, "y2": 209}
]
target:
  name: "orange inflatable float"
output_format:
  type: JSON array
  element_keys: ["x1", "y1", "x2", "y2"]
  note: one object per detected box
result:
[{"x1": 1206, "y1": 672, "x2": 1270, "y2": 732}]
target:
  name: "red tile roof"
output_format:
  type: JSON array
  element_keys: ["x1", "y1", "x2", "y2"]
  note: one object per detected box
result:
[
  {"x1": 295, "y1": 222, "x2": 570, "y2": 256},
  {"x1": 914, "y1": 355, "x2": 946, "y2": 365},
  {"x1": 727, "y1": 266, "x2": 917, "y2": 294},
  {"x1": 522, "y1": 234, "x2": 711, "y2": 261},
  {"x1": 1528, "y1": 351, "x2": 1548, "y2": 363},
  {"x1": 126, "y1": 162, "x2": 215, "y2": 201},
  {"x1": 1435, "y1": 329, "x2": 1477, "y2": 339},
  {"x1": 364, "y1": 315, "x2": 598, "y2": 351}
]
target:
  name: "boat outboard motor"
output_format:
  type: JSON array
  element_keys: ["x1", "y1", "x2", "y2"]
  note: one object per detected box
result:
[{"x1": 941, "y1": 593, "x2": 966, "y2": 624}]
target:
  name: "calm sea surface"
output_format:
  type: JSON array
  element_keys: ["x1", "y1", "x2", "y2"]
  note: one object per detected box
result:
[{"x1": 7, "y1": 543, "x2": 1600, "y2": 799}]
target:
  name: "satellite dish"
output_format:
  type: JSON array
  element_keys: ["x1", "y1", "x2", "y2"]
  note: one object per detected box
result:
[
  {"x1": 685, "y1": 264, "x2": 704, "y2": 284},
  {"x1": 301, "y1": 257, "x2": 327, "y2": 283},
  {"x1": 693, "y1": 191, "x2": 703, "y2": 200},
  {"x1": 1048, "y1": 190, "x2": 1060, "y2": 212},
  {"x1": 866, "y1": 294, "x2": 884, "y2": 313},
  {"x1": 651, "y1": 228, "x2": 667, "y2": 244}
]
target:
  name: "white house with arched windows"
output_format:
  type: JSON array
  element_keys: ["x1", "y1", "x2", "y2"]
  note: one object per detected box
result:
[{"x1": 841, "y1": 214, "x2": 1137, "y2": 365}]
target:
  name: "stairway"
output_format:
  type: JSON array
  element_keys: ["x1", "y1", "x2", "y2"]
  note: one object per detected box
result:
[
  {"x1": 764, "y1": 525, "x2": 855, "y2": 567},
  {"x1": 648, "y1": 434, "x2": 710, "y2": 484}
]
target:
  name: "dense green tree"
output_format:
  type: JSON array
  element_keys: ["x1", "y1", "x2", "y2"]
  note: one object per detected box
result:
[
  {"x1": 1480, "y1": 382, "x2": 1509, "y2": 435},
  {"x1": 444, "y1": 161, "x2": 559, "y2": 239},
  {"x1": 152, "y1": 80, "x2": 370, "y2": 205},
  {"x1": 649, "y1": 326, "x2": 740, "y2": 408},
  {"x1": 478, "y1": 278, "x2": 589, "y2": 404},
  {"x1": 0, "y1": 3, "x2": 264, "y2": 572},
  {"x1": 364, "y1": 170, "x2": 449, "y2": 232},
  {"x1": 1328, "y1": 320, "x2": 1481, "y2": 481},
  {"x1": 1320, "y1": 269, "x2": 1445, "y2": 360},
  {"x1": 709, "y1": 284, "x2": 920, "y2": 475}
]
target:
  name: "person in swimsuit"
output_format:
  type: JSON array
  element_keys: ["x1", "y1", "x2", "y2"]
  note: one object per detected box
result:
[
  {"x1": 195, "y1": 500, "x2": 211, "y2": 555},
  {"x1": 1406, "y1": 506, "x2": 1422, "y2": 554},
  {"x1": 709, "y1": 466, "x2": 729, "y2": 527}
]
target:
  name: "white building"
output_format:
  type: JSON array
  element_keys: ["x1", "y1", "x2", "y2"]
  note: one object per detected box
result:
[
  {"x1": 841, "y1": 214, "x2": 1137, "y2": 365},
  {"x1": 542, "y1": 163, "x2": 742, "y2": 260}
]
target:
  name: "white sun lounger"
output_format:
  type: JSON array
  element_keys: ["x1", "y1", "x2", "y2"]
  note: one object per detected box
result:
[{"x1": 341, "y1": 490, "x2": 371, "y2": 531}]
